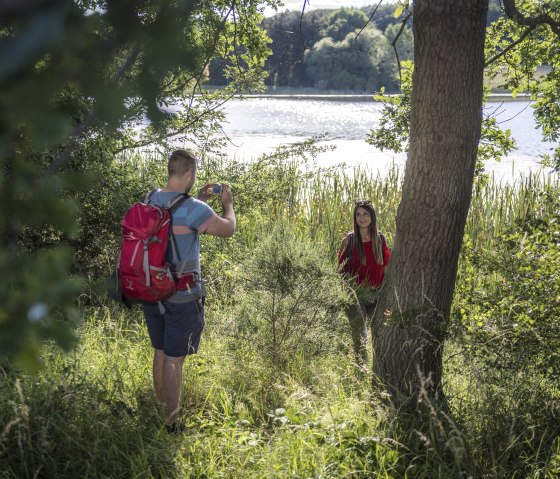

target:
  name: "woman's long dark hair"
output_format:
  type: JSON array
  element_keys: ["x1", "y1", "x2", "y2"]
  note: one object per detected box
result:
[{"x1": 353, "y1": 202, "x2": 383, "y2": 266}]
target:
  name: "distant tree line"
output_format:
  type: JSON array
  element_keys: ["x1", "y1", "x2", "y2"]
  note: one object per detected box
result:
[
  {"x1": 207, "y1": 2, "x2": 503, "y2": 93},
  {"x1": 208, "y1": 5, "x2": 413, "y2": 92}
]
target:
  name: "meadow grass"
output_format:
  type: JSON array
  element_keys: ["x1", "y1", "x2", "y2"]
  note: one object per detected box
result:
[
  {"x1": 1, "y1": 305, "x2": 404, "y2": 478},
  {"x1": 2, "y1": 152, "x2": 559, "y2": 478}
]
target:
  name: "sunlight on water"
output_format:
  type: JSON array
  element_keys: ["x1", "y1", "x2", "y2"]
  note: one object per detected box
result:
[{"x1": 218, "y1": 97, "x2": 556, "y2": 183}]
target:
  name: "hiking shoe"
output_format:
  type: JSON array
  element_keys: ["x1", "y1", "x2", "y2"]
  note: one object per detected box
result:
[{"x1": 165, "y1": 420, "x2": 185, "y2": 434}]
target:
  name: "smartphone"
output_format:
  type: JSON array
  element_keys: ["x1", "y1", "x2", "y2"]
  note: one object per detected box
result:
[{"x1": 212, "y1": 183, "x2": 223, "y2": 194}]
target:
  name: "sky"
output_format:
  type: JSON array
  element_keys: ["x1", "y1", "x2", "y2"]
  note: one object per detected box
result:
[{"x1": 263, "y1": 0, "x2": 387, "y2": 16}]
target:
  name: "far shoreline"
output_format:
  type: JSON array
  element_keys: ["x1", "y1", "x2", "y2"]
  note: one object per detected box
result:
[{"x1": 209, "y1": 92, "x2": 531, "y2": 103}]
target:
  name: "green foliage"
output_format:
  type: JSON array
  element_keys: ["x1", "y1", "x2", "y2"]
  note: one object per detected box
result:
[
  {"x1": 454, "y1": 188, "x2": 560, "y2": 380},
  {"x1": 363, "y1": 2, "x2": 412, "y2": 33},
  {"x1": 1, "y1": 160, "x2": 559, "y2": 477},
  {"x1": 0, "y1": 306, "x2": 396, "y2": 478},
  {"x1": 476, "y1": 110, "x2": 516, "y2": 174},
  {"x1": 2, "y1": 1, "x2": 560, "y2": 474},
  {"x1": 13, "y1": 142, "x2": 167, "y2": 280},
  {"x1": 384, "y1": 23, "x2": 413, "y2": 62},
  {"x1": 0, "y1": 151, "x2": 83, "y2": 370},
  {"x1": 259, "y1": 10, "x2": 331, "y2": 89},
  {"x1": 485, "y1": 0, "x2": 560, "y2": 171},
  {"x1": 0, "y1": 0, "x2": 275, "y2": 366},
  {"x1": 367, "y1": 61, "x2": 517, "y2": 173},
  {"x1": 446, "y1": 180, "x2": 560, "y2": 476},
  {"x1": 226, "y1": 223, "x2": 348, "y2": 366},
  {"x1": 255, "y1": 5, "x2": 409, "y2": 92},
  {"x1": 321, "y1": 8, "x2": 369, "y2": 43},
  {"x1": 444, "y1": 342, "x2": 560, "y2": 477},
  {"x1": 304, "y1": 26, "x2": 398, "y2": 92},
  {"x1": 367, "y1": 60, "x2": 413, "y2": 153}
]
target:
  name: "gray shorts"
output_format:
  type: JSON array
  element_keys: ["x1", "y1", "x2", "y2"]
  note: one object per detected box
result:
[{"x1": 143, "y1": 297, "x2": 205, "y2": 357}]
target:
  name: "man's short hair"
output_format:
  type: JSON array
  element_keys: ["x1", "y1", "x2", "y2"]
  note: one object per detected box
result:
[{"x1": 168, "y1": 149, "x2": 197, "y2": 178}]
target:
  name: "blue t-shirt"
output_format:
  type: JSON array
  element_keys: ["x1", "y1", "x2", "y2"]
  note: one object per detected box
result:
[{"x1": 148, "y1": 190, "x2": 216, "y2": 302}]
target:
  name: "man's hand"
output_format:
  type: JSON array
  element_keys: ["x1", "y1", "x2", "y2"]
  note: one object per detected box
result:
[
  {"x1": 197, "y1": 183, "x2": 217, "y2": 203},
  {"x1": 202, "y1": 183, "x2": 236, "y2": 238},
  {"x1": 220, "y1": 184, "x2": 233, "y2": 207}
]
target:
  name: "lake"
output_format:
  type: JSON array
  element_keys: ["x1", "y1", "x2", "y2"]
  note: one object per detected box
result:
[{"x1": 216, "y1": 96, "x2": 556, "y2": 183}]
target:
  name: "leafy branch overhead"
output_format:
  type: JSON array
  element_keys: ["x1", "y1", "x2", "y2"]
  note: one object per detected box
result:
[
  {"x1": 370, "y1": 0, "x2": 560, "y2": 172},
  {"x1": 367, "y1": 61, "x2": 516, "y2": 174},
  {"x1": 485, "y1": 0, "x2": 560, "y2": 170},
  {"x1": 503, "y1": 0, "x2": 560, "y2": 35},
  {"x1": 1, "y1": 0, "x2": 275, "y2": 154},
  {"x1": 0, "y1": 0, "x2": 277, "y2": 367}
]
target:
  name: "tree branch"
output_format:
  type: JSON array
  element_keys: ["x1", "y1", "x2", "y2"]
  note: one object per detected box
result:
[
  {"x1": 486, "y1": 0, "x2": 560, "y2": 67},
  {"x1": 503, "y1": 0, "x2": 560, "y2": 36},
  {"x1": 484, "y1": 25, "x2": 533, "y2": 67},
  {"x1": 111, "y1": 89, "x2": 239, "y2": 154},
  {"x1": 355, "y1": 0, "x2": 384, "y2": 44},
  {"x1": 47, "y1": 2, "x2": 236, "y2": 171},
  {"x1": 390, "y1": 12, "x2": 412, "y2": 86},
  {"x1": 299, "y1": 0, "x2": 311, "y2": 50},
  {"x1": 353, "y1": 0, "x2": 385, "y2": 56},
  {"x1": 45, "y1": 44, "x2": 143, "y2": 176}
]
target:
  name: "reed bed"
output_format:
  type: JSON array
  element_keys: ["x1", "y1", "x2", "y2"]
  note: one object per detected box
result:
[
  {"x1": 272, "y1": 162, "x2": 559, "y2": 257},
  {"x1": 117, "y1": 148, "x2": 560, "y2": 255},
  {"x1": 467, "y1": 171, "x2": 560, "y2": 246},
  {"x1": 290, "y1": 164, "x2": 402, "y2": 256}
]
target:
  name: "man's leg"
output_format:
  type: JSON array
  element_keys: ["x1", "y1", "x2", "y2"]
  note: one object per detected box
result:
[
  {"x1": 159, "y1": 299, "x2": 204, "y2": 425},
  {"x1": 143, "y1": 304, "x2": 167, "y2": 408},
  {"x1": 152, "y1": 349, "x2": 165, "y2": 405},
  {"x1": 161, "y1": 354, "x2": 185, "y2": 423}
]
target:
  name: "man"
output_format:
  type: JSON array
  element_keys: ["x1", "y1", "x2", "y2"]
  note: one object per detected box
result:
[{"x1": 142, "y1": 149, "x2": 236, "y2": 430}]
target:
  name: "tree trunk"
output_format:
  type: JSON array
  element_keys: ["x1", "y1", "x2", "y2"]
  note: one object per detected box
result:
[{"x1": 371, "y1": 0, "x2": 489, "y2": 404}]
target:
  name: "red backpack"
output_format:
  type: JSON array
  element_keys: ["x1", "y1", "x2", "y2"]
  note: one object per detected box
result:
[{"x1": 117, "y1": 191, "x2": 189, "y2": 302}]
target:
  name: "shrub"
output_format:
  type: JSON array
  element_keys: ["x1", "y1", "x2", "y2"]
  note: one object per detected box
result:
[
  {"x1": 453, "y1": 188, "x2": 560, "y2": 380},
  {"x1": 225, "y1": 223, "x2": 349, "y2": 367},
  {"x1": 448, "y1": 187, "x2": 560, "y2": 476}
]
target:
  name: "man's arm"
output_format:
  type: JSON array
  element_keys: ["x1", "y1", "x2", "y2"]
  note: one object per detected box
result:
[{"x1": 199, "y1": 184, "x2": 236, "y2": 238}]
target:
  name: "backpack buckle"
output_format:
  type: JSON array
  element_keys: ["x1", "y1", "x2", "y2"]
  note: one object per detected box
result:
[{"x1": 173, "y1": 272, "x2": 196, "y2": 291}]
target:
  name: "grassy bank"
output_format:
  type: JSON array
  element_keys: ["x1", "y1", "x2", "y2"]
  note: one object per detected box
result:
[{"x1": 1, "y1": 151, "x2": 559, "y2": 478}]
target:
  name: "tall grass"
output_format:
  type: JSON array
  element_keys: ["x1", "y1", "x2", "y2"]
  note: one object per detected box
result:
[
  {"x1": 116, "y1": 146, "x2": 559, "y2": 252},
  {"x1": 467, "y1": 171, "x2": 560, "y2": 246},
  {"x1": 0, "y1": 307, "x2": 402, "y2": 478},
  {"x1": 4, "y1": 148, "x2": 554, "y2": 477},
  {"x1": 256, "y1": 156, "x2": 559, "y2": 259}
]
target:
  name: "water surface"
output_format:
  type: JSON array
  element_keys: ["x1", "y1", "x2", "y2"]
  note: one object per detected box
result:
[{"x1": 217, "y1": 96, "x2": 556, "y2": 182}]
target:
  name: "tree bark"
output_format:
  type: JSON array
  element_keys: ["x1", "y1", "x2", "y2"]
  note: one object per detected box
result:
[{"x1": 371, "y1": 0, "x2": 489, "y2": 404}]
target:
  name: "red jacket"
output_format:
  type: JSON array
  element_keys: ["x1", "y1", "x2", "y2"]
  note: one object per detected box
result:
[{"x1": 338, "y1": 234, "x2": 391, "y2": 288}]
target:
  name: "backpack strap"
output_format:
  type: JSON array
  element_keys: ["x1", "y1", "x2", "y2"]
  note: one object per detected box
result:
[
  {"x1": 167, "y1": 193, "x2": 190, "y2": 265},
  {"x1": 168, "y1": 193, "x2": 190, "y2": 215},
  {"x1": 143, "y1": 189, "x2": 158, "y2": 204},
  {"x1": 143, "y1": 190, "x2": 189, "y2": 212},
  {"x1": 142, "y1": 190, "x2": 191, "y2": 264}
]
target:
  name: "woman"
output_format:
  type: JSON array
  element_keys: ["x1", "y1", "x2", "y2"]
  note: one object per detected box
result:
[{"x1": 338, "y1": 199, "x2": 391, "y2": 365}]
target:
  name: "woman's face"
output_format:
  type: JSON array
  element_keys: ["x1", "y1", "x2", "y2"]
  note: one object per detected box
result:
[{"x1": 355, "y1": 207, "x2": 372, "y2": 229}]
